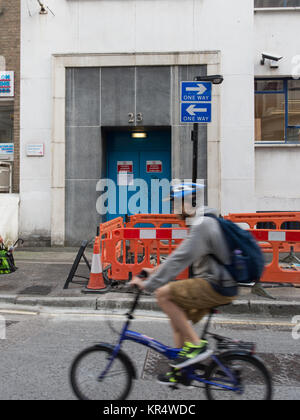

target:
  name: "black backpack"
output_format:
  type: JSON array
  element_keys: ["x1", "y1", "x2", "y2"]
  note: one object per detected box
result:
[{"x1": 207, "y1": 215, "x2": 265, "y2": 284}]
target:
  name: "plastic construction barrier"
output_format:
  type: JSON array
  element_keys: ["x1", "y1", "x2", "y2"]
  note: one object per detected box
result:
[
  {"x1": 98, "y1": 215, "x2": 300, "y2": 285},
  {"x1": 125, "y1": 214, "x2": 187, "y2": 256},
  {"x1": 100, "y1": 218, "x2": 189, "y2": 282},
  {"x1": 251, "y1": 229, "x2": 300, "y2": 284},
  {"x1": 225, "y1": 212, "x2": 300, "y2": 254},
  {"x1": 126, "y1": 214, "x2": 187, "y2": 228}
]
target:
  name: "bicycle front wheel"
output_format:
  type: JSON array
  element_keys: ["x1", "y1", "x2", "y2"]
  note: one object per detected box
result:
[
  {"x1": 70, "y1": 345, "x2": 134, "y2": 400},
  {"x1": 205, "y1": 354, "x2": 272, "y2": 400}
]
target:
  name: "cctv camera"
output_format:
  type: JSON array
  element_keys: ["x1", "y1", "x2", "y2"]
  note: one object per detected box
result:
[
  {"x1": 261, "y1": 53, "x2": 283, "y2": 65},
  {"x1": 37, "y1": 0, "x2": 48, "y2": 14}
]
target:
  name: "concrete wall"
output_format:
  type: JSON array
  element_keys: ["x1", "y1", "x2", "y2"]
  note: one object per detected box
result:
[
  {"x1": 254, "y1": 9, "x2": 300, "y2": 210},
  {"x1": 21, "y1": 0, "x2": 254, "y2": 244},
  {"x1": 255, "y1": 145, "x2": 300, "y2": 210},
  {"x1": 0, "y1": 194, "x2": 19, "y2": 245},
  {"x1": 254, "y1": 9, "x2": 300, "y2": 77}
]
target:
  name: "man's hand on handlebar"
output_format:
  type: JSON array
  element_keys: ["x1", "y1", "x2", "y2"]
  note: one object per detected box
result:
[{"x1": 129, "y1": 269, "x2": 150, "y2": 291}]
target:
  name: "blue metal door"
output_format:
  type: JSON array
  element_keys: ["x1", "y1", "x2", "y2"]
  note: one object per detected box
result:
[
  {"x1": 140, "y1": 151, "x2": 171, "y2": 215},
  {"x1": 106, "y1": 130, "x2": 171, "y2": 220}
]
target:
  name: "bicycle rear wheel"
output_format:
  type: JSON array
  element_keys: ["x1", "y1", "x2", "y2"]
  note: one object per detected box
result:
[
  {"x1": 205, "y1": 354, "x2": 272, "y2": 400},
  {"x1": 70, "y1": 345, "x2": 134, "y2": 400}
]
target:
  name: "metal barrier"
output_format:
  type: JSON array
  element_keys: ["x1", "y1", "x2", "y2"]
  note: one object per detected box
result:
[{"x1": 251, "y1": 229, "x2": 300, "y2": 285}]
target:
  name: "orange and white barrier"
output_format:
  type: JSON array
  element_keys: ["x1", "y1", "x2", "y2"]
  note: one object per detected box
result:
[
  {"x1": 251, "y1": 229, "x2": 300, "y2": 285},
  {"x1": 123, "y1": 228, "x2": 188, "y2": 240},
  {"x1": 225, "y1": 212, "x2": 300, "y2": 254},
  {"x1": 100, "y1": 220, "x2": 190, "y2": 282},
  {"x1": 93, "y1": 214, "x2": 300, "y2": 290}
]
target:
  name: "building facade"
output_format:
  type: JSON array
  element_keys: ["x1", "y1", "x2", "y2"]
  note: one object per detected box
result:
[
  {"x1": 0, "y1": 0, "x2": 20, "y2": 243},
  {"x1": 2, "y1": 0, "x2": 298, "y2": 246}
]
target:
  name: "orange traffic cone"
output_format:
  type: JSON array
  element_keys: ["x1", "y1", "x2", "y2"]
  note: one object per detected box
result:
[{"x1": 83, "y1": 237, "x2": 108, "y2": 294}]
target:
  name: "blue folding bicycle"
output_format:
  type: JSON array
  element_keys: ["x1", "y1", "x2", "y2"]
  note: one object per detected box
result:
[{"x1": 70, "y1": 288, "x2": 272, "y2": 400}]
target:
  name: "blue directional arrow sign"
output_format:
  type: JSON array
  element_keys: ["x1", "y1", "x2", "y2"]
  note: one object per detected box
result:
[
  {"x1": 180, "y1": 81, "x2": 212, "y2": 124},
  {"x1": 181, "y1": 81, "x2": 212, "y2": 102},
  {"x1": 181, "y1": 102, "x2": 212, "y2": 123}
]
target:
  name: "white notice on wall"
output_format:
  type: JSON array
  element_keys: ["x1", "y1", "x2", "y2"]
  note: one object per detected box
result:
[
  {"x1": 26, "y1": 144, "x2": 45, "y2": 157},
  {"x1": 118, "y1": 172, "x2": 134, "y2": 186},
  {"x1": 117, "y1": 161, "x2": 133, "y2": 186}
]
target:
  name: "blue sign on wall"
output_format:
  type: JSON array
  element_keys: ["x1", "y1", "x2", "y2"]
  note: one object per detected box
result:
[
  {"x1": 0, "y1": 72, "x2": 14, "y2": 97},
  {"x1": 180, "y1": 81, "x2": 212, "y2": 124},
  {"x1": 181, "y1": 102, "x2": 212, "y2": 123},
  {"x1": 181, "y1": 81, "x2": 212, "y2": 103},
  {"x1": 0, "y1": 143, "x2": 14, "y2": 155}
]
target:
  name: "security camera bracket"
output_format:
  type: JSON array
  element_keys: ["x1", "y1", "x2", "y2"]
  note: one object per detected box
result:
[{"x1": 261, "y1": 53, "x2": 283, "y2": 66}]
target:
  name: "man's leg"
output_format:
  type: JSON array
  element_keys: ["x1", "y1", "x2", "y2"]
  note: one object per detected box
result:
[
  {"x1": 169, "y1": 318, "x2": 184, "y2": 349},
  {"x1": 155, "y1": 284, "x2": 200, "y2": 346}
]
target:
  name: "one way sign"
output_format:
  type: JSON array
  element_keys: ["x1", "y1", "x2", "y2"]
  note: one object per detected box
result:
[
  {"x1": 181, "y1": 102, "x2": 212, "y2": 123},
  {"x1": 181, "y1": 81, "x2": 212, "y2": 102},
  {"x1": 180, "y1": 81, "x2": 212, "y2": 124}
]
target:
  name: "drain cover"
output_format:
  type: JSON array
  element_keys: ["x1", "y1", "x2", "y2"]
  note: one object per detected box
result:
[
  {"x1": 142, "y1": 349, "x2": 169, "y2": 380},
  {"x1": 18, "y1": 285, "x2": 52, "y2": 296},
  {"x1": 142, "y1": 350, "x2": 300, "y2": 386}
]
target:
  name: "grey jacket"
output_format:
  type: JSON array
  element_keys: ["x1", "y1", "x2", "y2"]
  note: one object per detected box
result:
[{"x1": 143, "y1": 216, "x2": 236, "y2": 293}]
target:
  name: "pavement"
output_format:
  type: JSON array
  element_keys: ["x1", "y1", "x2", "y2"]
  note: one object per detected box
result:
[{"x1": 0, "y1": 246, "x2": 300, "y2": 317}]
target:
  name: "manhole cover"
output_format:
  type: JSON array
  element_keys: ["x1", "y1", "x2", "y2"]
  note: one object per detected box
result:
[
  {"x1": 142, "y1": 349, "x2": 170, "y2": 380},
  {"x1": 18, "y1": 285, "x2": 52, "y2": 296},
  {"x1": 142, "y1": 350, "x2": 300, "y2": 386}
]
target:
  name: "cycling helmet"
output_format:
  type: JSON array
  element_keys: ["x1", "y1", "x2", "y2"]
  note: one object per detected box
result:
[{"x1": 164, "y1": 182, "x2": 205, "y2": 201}]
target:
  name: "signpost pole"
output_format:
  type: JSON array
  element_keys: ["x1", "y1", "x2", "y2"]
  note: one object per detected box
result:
[
  {"x1": 191, "y1": 122, "x2": 198, "y2": 185},
  {"x1": 191, "y1": 76, "x2": 202, "y2": 206},
  {"x1": 191, "y1": 122, "x2": 198, "y2": 207},
  {"x1": 180, "y1": 75, "x2": 223, "y2": 206}
]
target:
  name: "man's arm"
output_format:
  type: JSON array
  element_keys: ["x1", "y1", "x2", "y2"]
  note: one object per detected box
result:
[{"x1": 143, "y1": 219, "x2": 212, "y2": 293}]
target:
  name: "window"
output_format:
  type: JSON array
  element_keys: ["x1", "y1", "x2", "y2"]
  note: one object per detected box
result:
[
  {"x1": 255, "y1": 79, "x2": 300, "y2": 142},
  {"x1": 255, "y1": 0, "x2": 300, "y2": 6},
  {"x1": 0, "y1": 103, "x2": 14, "y2": 143}
]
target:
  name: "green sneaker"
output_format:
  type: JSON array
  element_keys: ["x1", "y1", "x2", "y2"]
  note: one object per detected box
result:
[
  {"x1": 157, "y1": 368, "x2": 193, "y2": 387},
  {"x1": 170, "y1": 341, "x2": 213, "y2": 369}
]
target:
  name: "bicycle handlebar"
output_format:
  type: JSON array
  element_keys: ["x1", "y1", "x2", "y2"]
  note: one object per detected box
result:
[
  {"x1": 128, "y1": 287, "x2": 142, "y2": 315},
  {"x1": 128, "y1": 270, "x2": 149, "y2": 315}
]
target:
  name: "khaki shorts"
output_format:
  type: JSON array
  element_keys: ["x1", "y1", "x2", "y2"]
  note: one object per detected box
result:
[{"x1": 169, "y1": 278, "x2": 237, "y2": 324}]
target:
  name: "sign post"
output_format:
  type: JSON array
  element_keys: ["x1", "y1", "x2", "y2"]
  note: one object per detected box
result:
[{"x1": 180, "y1": 80, "x2": 213, "y2": 204}]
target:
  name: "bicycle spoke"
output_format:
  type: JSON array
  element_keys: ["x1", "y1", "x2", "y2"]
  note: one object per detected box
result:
[
  {"x1": 70, "y1": 347, "x2": 133, "y2": 400},
  {"x1": 206, "y1": 355, "x2": 272, "y2": 400}
]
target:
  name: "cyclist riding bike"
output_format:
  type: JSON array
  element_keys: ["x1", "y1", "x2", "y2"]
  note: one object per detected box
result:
[{"x1": 130, "y1": 183, "x2": 239, "y2": 386}]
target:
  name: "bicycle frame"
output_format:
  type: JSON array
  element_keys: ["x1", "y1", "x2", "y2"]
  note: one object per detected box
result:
[
  {"x1": 122, "y1": 328, "x2": 239, "y2": 392},
  {"x1": 103, "y1": 298, "x2": 240, "y2": 393}
]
